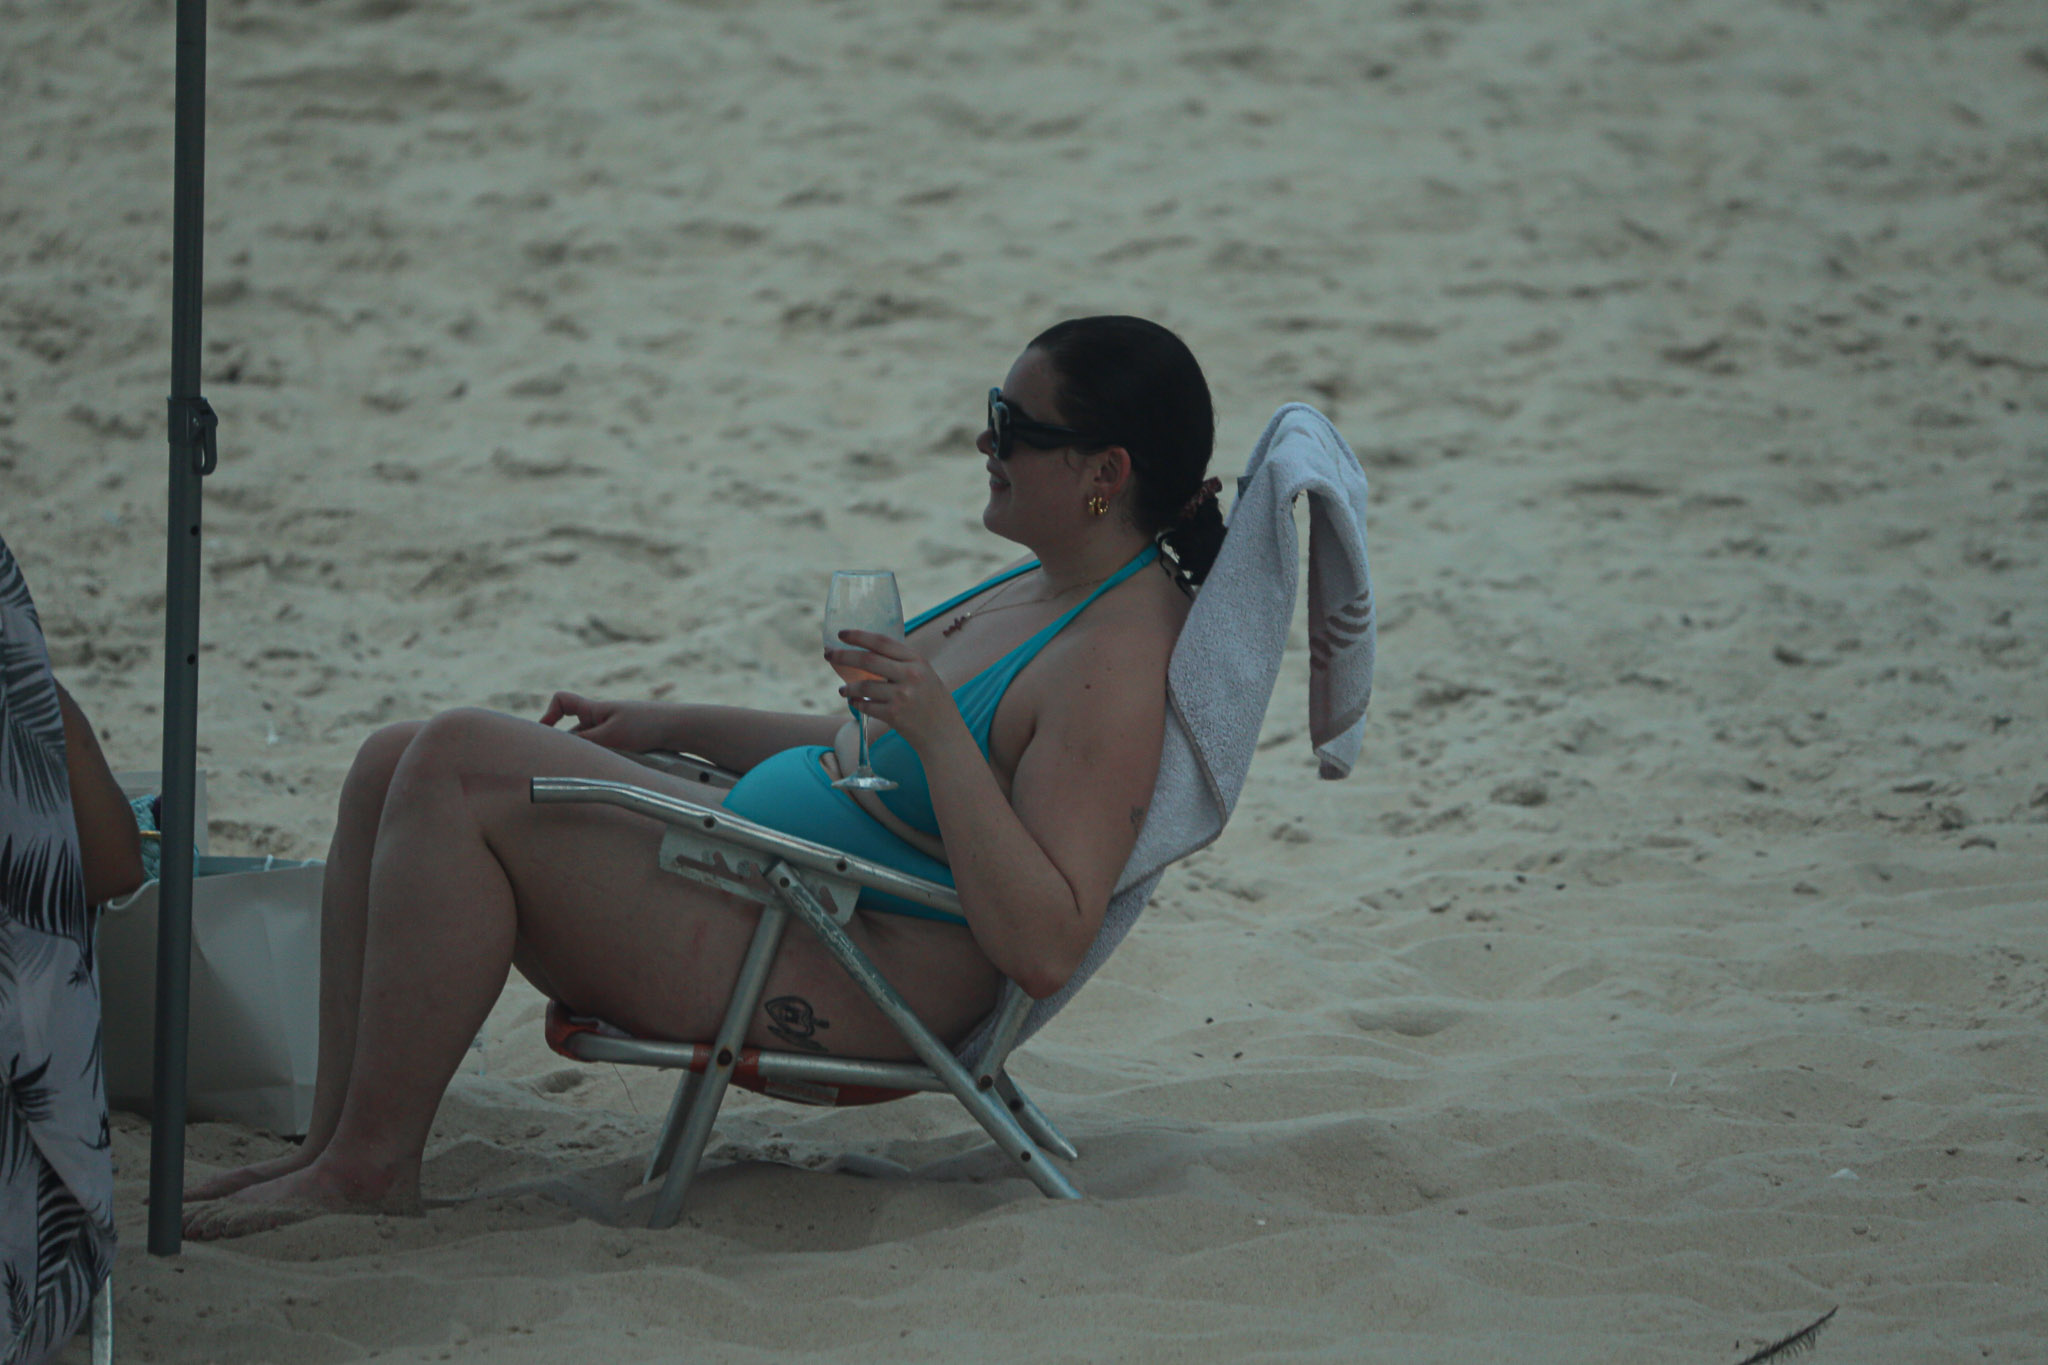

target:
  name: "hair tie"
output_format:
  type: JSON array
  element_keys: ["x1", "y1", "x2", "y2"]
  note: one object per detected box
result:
[{"x1": 1177, "y1": 476, "x2": 1222, "y2": 524}]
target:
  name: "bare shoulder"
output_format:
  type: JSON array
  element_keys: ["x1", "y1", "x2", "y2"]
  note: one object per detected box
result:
[
  {"x1": 988, "y1": 562, "x2": 1186, "y2": 776},
  {"x1": 1032, "y1": 564, "x2": 1187, "y2": 707}
]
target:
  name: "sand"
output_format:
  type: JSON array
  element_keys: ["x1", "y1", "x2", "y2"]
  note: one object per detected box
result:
[{"x1": 7, "y1": 0, "x2": 2046, "y2": 1358}]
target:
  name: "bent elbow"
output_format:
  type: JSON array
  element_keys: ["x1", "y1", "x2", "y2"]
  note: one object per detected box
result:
[
  {"x1": 87, "y1": 826, "x2": 149, "y2": 904},
  {"x1": 1011, "y1": 929, "x2": 1091, "y2": 1001},
  {"x1": 1015, "y1": 967, "x2": 1069, "y2": 1002},
  {"x1": 87, "y1": 858, "x2": 147, "y2": 906},
  {"x1": 984, "y1": 884, "x2": 1101, "y2": 1000}
]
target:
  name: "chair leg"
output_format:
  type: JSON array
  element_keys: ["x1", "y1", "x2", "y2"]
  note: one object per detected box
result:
[
  {"x1": 767, "y1": 865, "x2": 1080, "y2": 1200},
  {"x1": 645, "y1": 901, "x2": 790, "y2": 1229},
  {"x1": 642, "y1": 1068, "x2": 704, "y2": 1185},
  {"x1": 91, "y1": 1275, "x2": 112, "y2": 1365},
  {"x1": 994, "y1": 1073, "x2": 1078, "y2": 1162}
]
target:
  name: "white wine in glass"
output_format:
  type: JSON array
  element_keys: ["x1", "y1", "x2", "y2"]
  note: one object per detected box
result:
[{"x1": 824, "y1": 569, "x2": 905, "y2": 791}]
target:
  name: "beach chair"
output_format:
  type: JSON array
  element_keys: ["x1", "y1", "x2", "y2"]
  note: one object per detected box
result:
[
  {"x1": 532, "y1": 402, "x2": 1375, "y2": 1229},
  {"x1": 532, "y1": 751, "x2": 1086, "y2": 1228}
]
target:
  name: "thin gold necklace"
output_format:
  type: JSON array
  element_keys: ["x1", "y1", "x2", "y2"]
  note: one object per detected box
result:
[{"x1": 940, "y1": 570, "x2": 1110, "y2": 637}]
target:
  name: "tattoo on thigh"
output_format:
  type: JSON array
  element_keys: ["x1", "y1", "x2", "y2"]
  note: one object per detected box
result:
[{"x1": 763, "y1": 995, "x2": 832, "y2": 1053}]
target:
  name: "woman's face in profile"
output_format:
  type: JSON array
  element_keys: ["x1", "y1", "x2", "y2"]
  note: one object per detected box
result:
[{"x1": 979, "y1": 348, "x2": 1087, "y2": 540}]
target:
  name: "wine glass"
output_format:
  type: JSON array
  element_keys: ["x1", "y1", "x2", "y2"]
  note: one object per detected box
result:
[{"x1": 824, "y1": 569, "x2": 905, "y2": 791}]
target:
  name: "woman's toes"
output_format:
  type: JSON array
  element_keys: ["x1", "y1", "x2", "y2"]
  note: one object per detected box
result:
[{"x1": 180, "y1": 1153, "x2": 309, "y2": 1203}]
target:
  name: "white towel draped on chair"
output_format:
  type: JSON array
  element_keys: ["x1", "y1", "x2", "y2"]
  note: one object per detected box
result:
[{"x1": 961, "y1": 401, "x2": 1375, "y2": 1062}]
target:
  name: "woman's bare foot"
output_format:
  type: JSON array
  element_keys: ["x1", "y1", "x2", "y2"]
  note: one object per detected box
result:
[
  {"x1": 183, "y1": 1157, "x2": 420, "y2": 1241},
  {"x1": 184, "y1": 1150, "x2": 317, "y2": 1202}
]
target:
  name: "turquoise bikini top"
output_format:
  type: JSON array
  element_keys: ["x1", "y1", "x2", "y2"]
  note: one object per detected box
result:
[{"x1": 865, "y1": 544, "x2": 1159, "y2": 838}]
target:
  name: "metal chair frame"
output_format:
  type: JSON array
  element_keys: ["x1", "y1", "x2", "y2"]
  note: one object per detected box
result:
[{"x1": 529, "y1": 766, "x2": 1081, "y2": 1229}]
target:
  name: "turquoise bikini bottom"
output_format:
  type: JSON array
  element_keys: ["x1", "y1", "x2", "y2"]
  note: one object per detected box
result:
[{"x1": 719, "y1": 745, "x2": 966, "y2": 925}]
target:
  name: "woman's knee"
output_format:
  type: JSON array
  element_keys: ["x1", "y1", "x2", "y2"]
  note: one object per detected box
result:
[
  {"x1": 397, "y1": 707, "x2": 530, "y2": 780},
  {"x1": 346, "y1": 721, "x2": 425, "y2": 800}
]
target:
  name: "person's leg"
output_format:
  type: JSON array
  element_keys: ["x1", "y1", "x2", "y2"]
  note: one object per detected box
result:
[
  {"x1": 183, "y1": 710, "x2": 760, "y2": 1236},
  {"x1": 186, "y1": 708, "x2": 1003, "y2": 1238},
  {"x1": 186, "y1": 721, "x2": 422, "y2": 1201}
]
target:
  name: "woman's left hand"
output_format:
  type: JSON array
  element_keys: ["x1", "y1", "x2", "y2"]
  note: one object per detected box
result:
[{"x1": 827, "y1": 630, "x2": 970, "y2": 755}]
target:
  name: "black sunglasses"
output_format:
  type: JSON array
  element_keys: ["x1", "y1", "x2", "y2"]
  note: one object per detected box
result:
[{"x1": 986, "y1": 387, "x2": 1107, "y2": 461}]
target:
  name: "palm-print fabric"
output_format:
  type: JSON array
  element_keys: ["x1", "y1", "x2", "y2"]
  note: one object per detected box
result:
[{"x1": 0, "y1": 535, "x2": 114, "y2": 1365}]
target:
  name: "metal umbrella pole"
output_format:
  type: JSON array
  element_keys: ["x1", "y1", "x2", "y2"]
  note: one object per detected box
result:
[{"x1": 151, "y1": 0, "x2": 218, "y2": 1256}]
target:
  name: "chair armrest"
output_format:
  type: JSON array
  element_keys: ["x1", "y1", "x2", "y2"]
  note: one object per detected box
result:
[
  {"x1": 626, "y1": 751, "x2": 743, "y2": 788},
  {"x1": 529, "y1": 776, "x2": 963, "y2": 919}
]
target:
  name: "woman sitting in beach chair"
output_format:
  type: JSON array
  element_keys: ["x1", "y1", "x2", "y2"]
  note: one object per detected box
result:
[{"x1": 186, "y1": 315, "x2": 1229, "y2": 1237}]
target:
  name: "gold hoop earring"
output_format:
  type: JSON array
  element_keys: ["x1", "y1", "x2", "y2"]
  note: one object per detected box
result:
[{"x1": 1087, "y1": 496, "x2": 1108, "y2": 517}]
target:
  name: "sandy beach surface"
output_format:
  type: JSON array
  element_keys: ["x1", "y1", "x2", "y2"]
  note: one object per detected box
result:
[{"x1": 8, "y1": 0, "x2": 2046, "y2": 1359}]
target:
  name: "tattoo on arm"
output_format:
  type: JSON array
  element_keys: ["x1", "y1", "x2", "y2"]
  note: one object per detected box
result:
[{"x1": 763, "y1": 995, "x2": 831, "y2": 1053}]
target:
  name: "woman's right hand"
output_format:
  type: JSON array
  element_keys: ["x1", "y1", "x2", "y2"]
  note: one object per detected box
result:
[{"x1": 538, "y1": 693, "x2": 674, "y2": 752}]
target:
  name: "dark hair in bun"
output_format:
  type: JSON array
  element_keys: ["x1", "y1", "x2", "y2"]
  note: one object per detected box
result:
[{"x1": 1028, "y1": 315, "x2": 1225, "y2": 589}]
